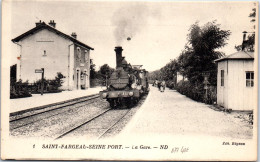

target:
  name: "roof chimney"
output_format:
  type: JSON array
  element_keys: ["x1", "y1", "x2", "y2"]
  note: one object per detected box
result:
[
  {"x1": 36, "y1": 20, "x2": 43, "y2": 27},
  {"x1": 71, "y1": 32, "x2": 77, "y2": 39},
  {"x1": 48, "y1": 20, "x2": 56, "y2": 28},
  {"x1": 242, "y1": 31, "x2": 247, "y2": 51},
  {"x1": 115, "y1": 46, "x2": 123, "y2": 68}
]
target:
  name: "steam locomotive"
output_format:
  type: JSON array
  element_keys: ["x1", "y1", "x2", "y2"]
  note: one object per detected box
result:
[{"x1": 99, "y1": 46, "x2": 149, "y2": 108}]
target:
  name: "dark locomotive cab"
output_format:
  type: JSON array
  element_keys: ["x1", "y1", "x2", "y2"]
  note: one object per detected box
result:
[{"x1": 99, "y1": 46, "x2": 149, "y2": 108}]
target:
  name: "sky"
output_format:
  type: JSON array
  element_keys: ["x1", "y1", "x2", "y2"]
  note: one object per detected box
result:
[{"x1": 4, "y1": 1, "x2": 256, "y2": 71}]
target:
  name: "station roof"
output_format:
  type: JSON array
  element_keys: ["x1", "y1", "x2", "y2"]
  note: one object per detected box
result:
[
  {"x1": 12, "y1": 22, "x2": 94, "y2": 50},
  {"x1": 215, "y1": 51, "x2": 254, "y2": 62}
]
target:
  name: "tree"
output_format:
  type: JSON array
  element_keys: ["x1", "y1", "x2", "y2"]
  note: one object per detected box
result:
[
  {"x1": 183, "y1": 21, "x2": 230, "y2": 85},
  {"x1": 55, "y1": 72, "x2": 65, "y2": 88},
  {"x1": 177, "y1": 45, "x2": 193, "y2": 78},
  {"x1": 10, "y1": 64, "x2": 17, "y2": 83},
  {"x1": 249, "y1": 8, "x2": 256, "y2": 28},
  {"x1": 90, "y1": 59, "x2": 97, "y2": 79},
  {"x1": 97, "y1": 64, "x2": 115, "y2": 86},
  {"x1": 244, "y1": 33, "x2": 255, "y2": 52},
  {"x1": 246, "y1": 7, "x2": 256, "y2": 52},
  {"x1": 150, "y1": 21, "x2": 230, "y2": 88},
  {"x1": 235, "y1": 7, "x2": 256, "y2": 52},
  {"x1": 148, "y1": 69, "x2": 160, "y2": 81},
  {"x1": 47, "y1": 72, "x2": 65, "y2": 91},
  {"x1": 98, "y1": 64, "x2": 114, "y2": 79}
]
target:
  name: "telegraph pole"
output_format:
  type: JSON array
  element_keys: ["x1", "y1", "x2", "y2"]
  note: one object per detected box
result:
[
  {"x1": 41, "y1": 68, "x2": 44, "y2": 95},
  {"x1": 202, "y1": 72, "x2": 210, "y2": 103}
]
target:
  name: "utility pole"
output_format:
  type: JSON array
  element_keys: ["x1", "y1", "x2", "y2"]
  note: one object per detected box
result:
[
  {"x1": 202, "y1": 72, "x2": 210, "y2": 103},
  {"x1": 105, "y1": 70, "x2": 109, "y2": 88},
  {"x1": 41, "y1": 68, "x2": 44, "y2": 95}
]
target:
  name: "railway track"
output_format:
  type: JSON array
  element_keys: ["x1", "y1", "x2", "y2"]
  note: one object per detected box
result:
[
  {"x1": 55, "y1": 107, "x2": 132, "y2": 140},
  {"x1": 10, "y1": 93, "x2": 148, "y2": 139},
  {"x1": 10, "y1": 94, "x2": 100, "y2": 130},
  {"x1": 97, "y1": 108, "x2": 131, "y2": 139}
]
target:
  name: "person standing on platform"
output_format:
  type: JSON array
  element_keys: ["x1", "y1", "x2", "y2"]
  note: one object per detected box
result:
[
  {"x1": 155, "y1": 79, "x2": 158, "y2": 87},
  {"x1": 158, "y1": 80, "x2": 161, "y2": 91},
  {"x1": 161, "y1": 80, "x2": 166, "y2": 92}
]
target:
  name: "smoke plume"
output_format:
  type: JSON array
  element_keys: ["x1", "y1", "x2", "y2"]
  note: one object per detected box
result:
[{"x1": 112, "y1": 4, "x2": 155, "y2": 45}]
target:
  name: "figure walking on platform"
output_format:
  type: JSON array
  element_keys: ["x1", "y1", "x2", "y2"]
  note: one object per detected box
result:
[
  {"x1": 154, "y1": 79, "x2": 158, "y2": 87},
  {"x1": 160, "y1": 80, "x2": 166, "y2": 92},
  {"x1": 157, "y1": 81, "x2": 161, "y2": 91}
]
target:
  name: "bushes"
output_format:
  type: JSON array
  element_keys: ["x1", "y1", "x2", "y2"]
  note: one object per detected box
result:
[
  {"x1": 10, "y1": 73, "x2": 64, "y2": 98},
  {"x1": 205, "y1": 86, "x2": 217, "y2": 104},
  {"x1": 90, "y1": 78, "x2": 104, "y2": 87},
  {"x1": 166, "y1": 80, "x2": 175, "y2": 89},
  {"x1": 10, "y1": 79, "x2": 32, "y2": 99},
  {"x1": 33, "y1": 78, "x2": 62, "y2": 94},
  {"x1": 32, "y1": 73, "x2": 64, "y2": 94},
  {"x1": 175, "y1": 80, "x2": 216, "y2": 104}
]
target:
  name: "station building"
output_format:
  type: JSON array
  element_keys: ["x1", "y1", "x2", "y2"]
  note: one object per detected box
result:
[
  {"x1": 215, "y1": 51, "x2": 255, "y2": 111},
  {"x1": 12, "y1": 20, "x2": 94, "y2": 90}
]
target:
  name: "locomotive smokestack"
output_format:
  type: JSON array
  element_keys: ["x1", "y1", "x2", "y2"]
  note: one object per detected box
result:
[{"x1": 115, "y1": 46, "x2": 123, "y2": 68}]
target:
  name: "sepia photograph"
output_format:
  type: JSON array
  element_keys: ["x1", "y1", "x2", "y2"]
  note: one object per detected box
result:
[{"x1": 1, "y1": 0, "x2": 258, "y2": 160}]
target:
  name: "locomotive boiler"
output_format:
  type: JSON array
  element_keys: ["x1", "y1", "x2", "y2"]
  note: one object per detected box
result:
[{"x1": 99, "y1": 46, "x2": 149, "y2": 108}]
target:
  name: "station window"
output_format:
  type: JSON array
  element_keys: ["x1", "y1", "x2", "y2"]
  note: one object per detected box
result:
[
  {"x1": 77, "y1": 47, "x2": 81, "y2": 58},
  {"x1": 221, "y1": 70, "x2": 224, "y2": 86},
  {"x1": 43, "y1": 50, "x2": 47, "y2": 56},
  {"x1": 85, "y1": 50, "x2": 88, "y2": 62},
  {"x1": 246, "y1": 71, "x2": 254, "y2": 87}
]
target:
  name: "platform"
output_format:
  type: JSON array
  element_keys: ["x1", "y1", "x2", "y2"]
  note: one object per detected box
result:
[
  {"x1": 10, "y1": 87, "x2": 102, "y2": 113},
  {"x1": 120, "y1": 86, "x2": 252, "y2": 139}
]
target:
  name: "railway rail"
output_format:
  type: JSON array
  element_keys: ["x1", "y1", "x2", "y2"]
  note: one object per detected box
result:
[
  {"x1": 10, "y1": 93, "x2": 148, "y2": 139},
  {"x1": 10, "y1": 94, "x2": 100, "y2": 130},
  {"x1": 55, "y1": 107, "x2": 132, "y2": 140}
]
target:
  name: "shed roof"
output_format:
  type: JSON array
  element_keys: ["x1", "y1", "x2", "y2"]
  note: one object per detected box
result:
[
  {"x1": 215, "y1": 51, "x2": 254, "y2": 62},
  {"x1": 12, "y1": 22, "x2": 94, "y2": 50}
]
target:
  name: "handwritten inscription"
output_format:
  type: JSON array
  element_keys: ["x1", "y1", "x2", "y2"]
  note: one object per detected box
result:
[{"x1": 171, "y1": 146, "x2": 189, "y2": 153}]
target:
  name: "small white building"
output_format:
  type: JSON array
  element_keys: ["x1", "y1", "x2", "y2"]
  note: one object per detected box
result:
[
  {"x1": 12, "y1": 20, "x2": 94, "y2": 90},
  {"x1": 215, "y1": 51, "x2": 254, "y2": 111}
]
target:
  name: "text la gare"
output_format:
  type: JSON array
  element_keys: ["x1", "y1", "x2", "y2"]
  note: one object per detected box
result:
[{"x1": 132, "y1": 145, "x2": 151, "y2": 149}]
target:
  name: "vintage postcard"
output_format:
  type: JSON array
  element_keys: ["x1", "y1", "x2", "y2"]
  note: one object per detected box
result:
[{"x1": 1, "y1": 0, "x2": 258, "y2": 160}]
